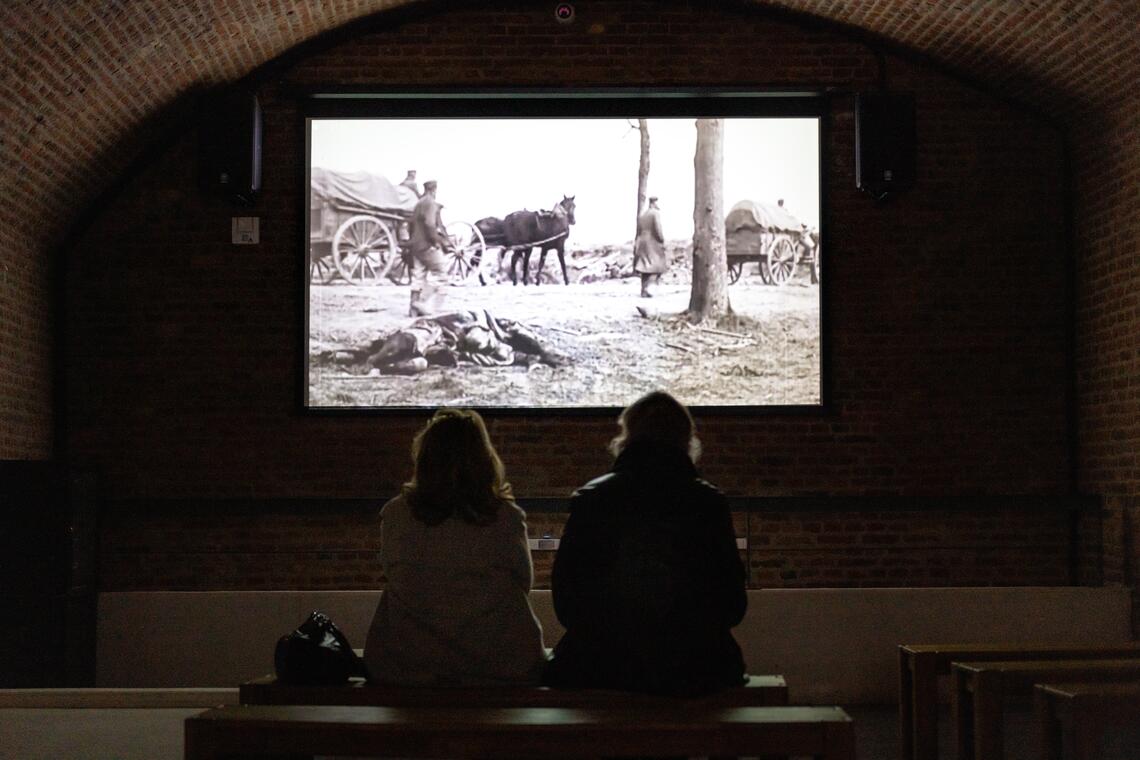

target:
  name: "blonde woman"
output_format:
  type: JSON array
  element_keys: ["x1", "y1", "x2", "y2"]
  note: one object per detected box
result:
[
  {"x1": 545, "y1": 391, "x2": 747, "y2": 696},
  {"x1": 364, "y1": 408, "x2": 547, "y2": 685}
]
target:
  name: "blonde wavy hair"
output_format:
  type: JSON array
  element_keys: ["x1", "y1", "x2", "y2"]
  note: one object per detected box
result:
[
  {"x1": 403, "y1": 408, "x2": 514, "y2": 526},
  {"x1": 608, "y1": 391, "x2": 702, "y2": 463}
]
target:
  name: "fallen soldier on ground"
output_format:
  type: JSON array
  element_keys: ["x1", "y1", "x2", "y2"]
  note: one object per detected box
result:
[{"x1": 340, "y1": 310, "x2": 569, "y2": 375}]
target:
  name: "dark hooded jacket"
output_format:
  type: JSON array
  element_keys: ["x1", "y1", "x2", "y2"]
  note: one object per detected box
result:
[{"x1": 544, "y1": 441, "x2": 747, "y2": 696}]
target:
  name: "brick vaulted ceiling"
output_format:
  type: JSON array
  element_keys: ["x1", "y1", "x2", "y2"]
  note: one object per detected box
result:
[
  {"x1": 2, "y1": 0, "x2": 1136, "y2": 257},
  {"x1": 0, "y1": 0, "x2": 1137, "y2": 457}
]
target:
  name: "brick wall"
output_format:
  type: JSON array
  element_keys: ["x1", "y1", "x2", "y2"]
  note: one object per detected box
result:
[
  {"x1": 61, "y1": 2, "x2": 1077, "y2": 590},
  {"x1": 1073, "y1": 92, "x2": 1140, "y2": 629},
  {"x1": 99, "y1": 500, "x2": 1075, "y2": 591},
  {"x1": 0, "y1": 244, "x2": 53, "y2": 458}
]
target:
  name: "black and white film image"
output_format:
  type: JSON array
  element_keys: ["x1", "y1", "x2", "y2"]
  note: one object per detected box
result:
[{"x1": 307, "y1": 117, "x2": 821, "y2": 410}]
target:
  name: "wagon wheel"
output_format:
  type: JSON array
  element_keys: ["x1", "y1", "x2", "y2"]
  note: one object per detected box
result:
[
  {"x1": 758, "y1": 258, "x2": 773, "y2": 285},
  {"x1": 765, "y1": 237, "x2": 797, "y2": 285},
  {"x1": 444, "y1": 221, "x2": 488, "y2": 284},
  {"x1": 727, "y1": 260, "x2": 744, "y2": 284},
  {"x1": 384, "y1": 221, "x2": 413, "y2": 286},
  {"x1": 385, "y1": 249, "x2": 413, "y2": 286},
  {"x1": 310, "y1": 252, "x2": 335, "y2": 284},
  {"x1": 332, "y1": 215, "x2": 400, "y2": 285},
  {"x1": 810, "y1": 247, "x2": 820, "y2": 284}
]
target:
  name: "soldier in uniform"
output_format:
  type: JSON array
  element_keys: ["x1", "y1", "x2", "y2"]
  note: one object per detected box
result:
[
  {"x1": 360, "y1": 310, "x2": 567, "y2": 374},
  {"x1": 633, "y1": 196, "x2": 666, "y2": 298},
  {"x1": 407, "y1": 180, "x2": 451, "y2": 316},
  {"x1": 399, "y1": 169, "x2": 422, "y2": 198}
]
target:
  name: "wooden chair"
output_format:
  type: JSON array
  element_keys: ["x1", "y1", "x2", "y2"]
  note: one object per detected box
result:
[
  {"x1": 951, "y1": 658, "x2": 1140, "y2": 760},
  {"x1": 898, "y1": 643, "x2": 1140, "y2": 760},
  {"x1": 1033, "y1": 681, "x2": 1140, "y2": 760}
]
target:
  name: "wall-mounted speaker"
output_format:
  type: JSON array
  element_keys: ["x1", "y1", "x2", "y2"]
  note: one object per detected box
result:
[
  {"x1": 855, "y1": 92, "x2": 915, "y2": 199},
  {"x1": 199, "y1": 90, "x2": 262, "y2": 204}
]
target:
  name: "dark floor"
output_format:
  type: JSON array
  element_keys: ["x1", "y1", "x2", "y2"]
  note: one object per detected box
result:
[{"x1": 847, "y1": 704, "x2": 972, "y2": 760}]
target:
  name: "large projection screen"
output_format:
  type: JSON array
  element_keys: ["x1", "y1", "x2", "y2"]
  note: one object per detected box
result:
[{"x1": 304, "y1": 93, "x2": 824, "y2": 413}]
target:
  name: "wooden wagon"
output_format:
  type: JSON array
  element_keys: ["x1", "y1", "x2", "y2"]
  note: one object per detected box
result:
[
  {"x1": 724, "y1": 200, "x2": 819, "y2": 285},
  {"x1": 309, "y1": 168, "x2": 487, "y2": 286}
]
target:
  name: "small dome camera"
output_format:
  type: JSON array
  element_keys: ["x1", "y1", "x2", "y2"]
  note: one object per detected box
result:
[{"x1": 554, "y1": 3, "x2": 575, "y2": 23}]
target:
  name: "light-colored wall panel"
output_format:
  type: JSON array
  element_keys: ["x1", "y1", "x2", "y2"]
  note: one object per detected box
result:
[{"x1": 97, "y1": 586, "x2": 1133, "y2": 703}]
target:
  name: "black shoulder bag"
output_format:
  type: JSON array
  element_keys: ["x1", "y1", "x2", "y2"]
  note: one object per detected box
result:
[{"x1": 274, "y1": 610, "x2": 369, "y2": 684}]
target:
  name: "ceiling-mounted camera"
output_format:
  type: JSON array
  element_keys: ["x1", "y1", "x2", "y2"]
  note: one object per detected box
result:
[{"x1": 554, "y1": 3, "x2": 575, "y2": 23}]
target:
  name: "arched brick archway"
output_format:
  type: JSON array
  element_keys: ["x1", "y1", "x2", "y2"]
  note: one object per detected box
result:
[{"x1": 0, "y1": 0, "x2": 1134, "y2": 622}]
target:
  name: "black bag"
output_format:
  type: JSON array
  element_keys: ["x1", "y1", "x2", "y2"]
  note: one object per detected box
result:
[{"x1": 274, "y1": 611, "x2": 368, "y2": 685}]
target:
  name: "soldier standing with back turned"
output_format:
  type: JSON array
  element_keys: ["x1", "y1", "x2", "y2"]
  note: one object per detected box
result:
[{"x1": 633, "y1": 196, "x2": 666, "y2": 298}]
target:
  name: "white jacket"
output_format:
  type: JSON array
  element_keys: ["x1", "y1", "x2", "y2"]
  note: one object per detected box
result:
[{"x1": 364, "y1": 495, "x2": 548, "y2": 685}]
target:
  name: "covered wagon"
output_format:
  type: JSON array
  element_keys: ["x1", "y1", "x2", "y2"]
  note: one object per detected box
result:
[
  {"x1": 309, "y1": 168, "x2": 486, "y2": 285},
  {"x1": 724, "y1": 200, "x2": 818, "y2": 285}
]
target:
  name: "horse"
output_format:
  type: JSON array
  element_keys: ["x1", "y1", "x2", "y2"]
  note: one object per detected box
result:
[
  {"x1": 472, "y1": 216, "x2": 507, "y2": 285},
  {"x1": 474, "y1": 216, "x2": 507, "y2": 248},
  {"x1": 503, "y1": 195, "x2": 576, "y2": 286}
]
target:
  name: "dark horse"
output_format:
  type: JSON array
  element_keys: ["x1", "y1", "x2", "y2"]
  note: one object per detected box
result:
[{"x1": 504, "y1": 195, "x2": 576, "y2": 286}]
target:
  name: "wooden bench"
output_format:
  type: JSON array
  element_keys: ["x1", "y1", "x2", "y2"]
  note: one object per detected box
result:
[
  {"x1": 185, "y1": 704, "x2": 856, "y2": 760},
  {"x1": 951, "y1": 658, "x2": 1140, "y2": 760},
  {"x1": 239, "y1": 673, "x2": 788, "y2": 707},
  {"x1": 1033, "y1": 681, "x2": 1140, "y2": 760},
  {"x1": 898, "y1": 643, "x2": 1140, "y2": 760}
]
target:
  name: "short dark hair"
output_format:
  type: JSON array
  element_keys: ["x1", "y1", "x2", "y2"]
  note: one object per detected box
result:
[{"x1": 609, "y1": 391, "x2": 701, "y2": 462}]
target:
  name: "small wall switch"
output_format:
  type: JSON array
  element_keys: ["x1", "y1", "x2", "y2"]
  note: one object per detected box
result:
[
  {"x1": 736, "y1": 537, "x2": 748, "y2": 550},
  {"x1": 232, "y1": 217, "x2": 260, "y2": 244}
]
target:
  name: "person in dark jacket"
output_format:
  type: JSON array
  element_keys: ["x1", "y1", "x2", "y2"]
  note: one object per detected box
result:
[{"x1": 544, "y1": 391, "x2": 748, "y2": 696}]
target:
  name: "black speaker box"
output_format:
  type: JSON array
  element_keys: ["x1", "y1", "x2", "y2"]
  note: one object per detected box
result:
[
  {"x1": 855, "y1": 92, "x2": 915, "y2": 197},
  {"x1": 199, "y1": 90, "x2": 262, "y2": 204}
]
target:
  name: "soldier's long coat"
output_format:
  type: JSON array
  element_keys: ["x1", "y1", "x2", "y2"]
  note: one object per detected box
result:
[{"x1": 633, "y1": 207, "x2": 666, "y2": 274}]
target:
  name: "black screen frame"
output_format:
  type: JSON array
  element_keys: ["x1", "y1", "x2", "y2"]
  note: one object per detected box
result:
[{"x1": 300, "y1": 88, "x2": 831, "y2": 417}]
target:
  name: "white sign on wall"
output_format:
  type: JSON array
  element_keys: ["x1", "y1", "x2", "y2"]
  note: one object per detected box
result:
[{"x1": 231, "y1": 217, "x2": 260, "y2": 244}]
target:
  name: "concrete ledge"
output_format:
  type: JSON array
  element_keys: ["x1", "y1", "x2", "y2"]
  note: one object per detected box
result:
[
  {"x1": 0, "y1": 707, "x2": 196, "y2": 760},
  {"x1": 97, "y1": 587, "x2": 1134, "y2": 702},
  {"x1": 0, "y1": 688, "x2": 237, "y2": 708}
]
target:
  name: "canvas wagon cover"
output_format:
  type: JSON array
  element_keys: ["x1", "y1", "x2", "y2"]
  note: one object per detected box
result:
[
  {"x1": 725, "y1": 200, "x2": 803, "y2": 234},
  {"x1": 310, "y1": 168, "x2": 418, "y2": 214}
]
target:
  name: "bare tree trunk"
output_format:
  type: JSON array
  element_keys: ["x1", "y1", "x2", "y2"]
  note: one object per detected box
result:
[
  {"x1": 689, "y1": 118, "x2": 730, "y2": 322},
  {"x1": 635, "y1": 118, "x2": 650, "y2": 232}
]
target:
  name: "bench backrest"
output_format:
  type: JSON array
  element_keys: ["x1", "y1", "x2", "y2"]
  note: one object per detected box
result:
[
  {"x1": 237, "y1": 673, "x2": 788, "y2": 707},
  {"x1": 954, "y1": 657, "x2": 1140, "y2": 682}
]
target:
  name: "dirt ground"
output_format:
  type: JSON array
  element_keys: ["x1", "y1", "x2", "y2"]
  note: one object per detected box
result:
[{"x1": 307, "y1": 248, "x2": 820, "y2": 409}]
